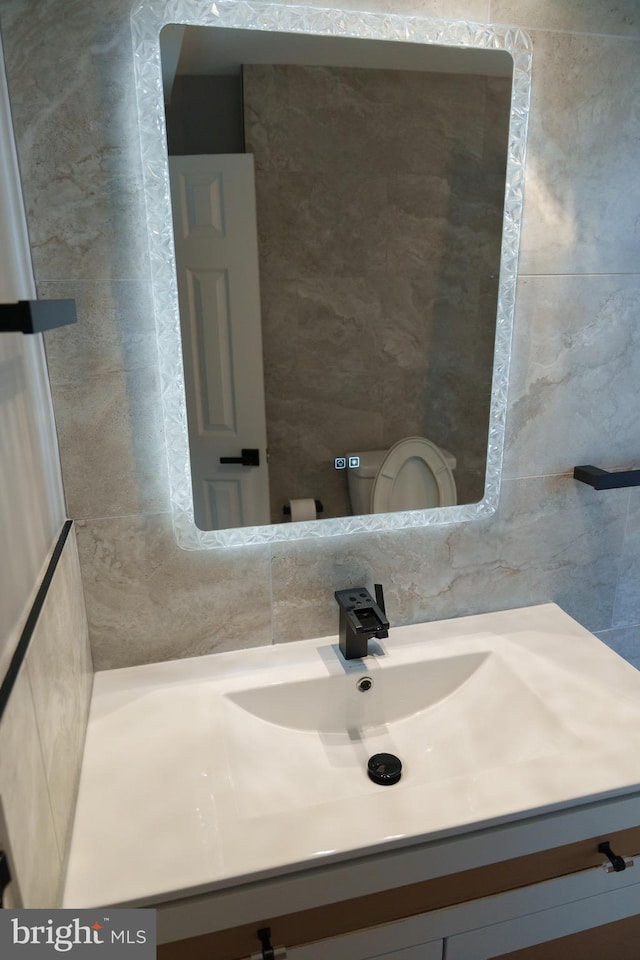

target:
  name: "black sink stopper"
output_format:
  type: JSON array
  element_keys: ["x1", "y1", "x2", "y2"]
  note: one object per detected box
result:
[{"x1": 367, "y1": 753, "x2": 402, "y2": 785}]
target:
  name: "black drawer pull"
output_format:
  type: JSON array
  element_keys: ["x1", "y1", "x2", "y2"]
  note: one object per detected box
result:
[
  {"x1": 599, "y1": 840, "x2": 634, "y2": 873},
  {"x1": 257, "y1": 927, "x2": 275, "y2": 960}
]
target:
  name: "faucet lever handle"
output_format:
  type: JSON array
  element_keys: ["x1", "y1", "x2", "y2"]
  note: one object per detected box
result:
[{"x1": 373, "y1": 583, "x2": 389, "y2": 639}]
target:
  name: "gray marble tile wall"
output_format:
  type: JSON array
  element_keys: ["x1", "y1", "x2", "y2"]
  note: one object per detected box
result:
[
  {"x1": 1, "y1": 0, "x2": 640, "y2": 672},
  {"x1": 243, "y1": 64, "x2": 509, "y2": 520},
  {"x1": 0, "y1": 528, "x2": 93, "y2": 906}
]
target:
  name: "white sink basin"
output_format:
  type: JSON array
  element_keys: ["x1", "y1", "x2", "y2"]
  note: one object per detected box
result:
[
  {"x1": 225, "y1": 650, "x2": 489, "y2": 732},
  {"x1": 221, "y1": 640, "x2": 578, "y2": 817},
  {"x1": 64, "y1": 603, "x2": 640, "y2": 909}
]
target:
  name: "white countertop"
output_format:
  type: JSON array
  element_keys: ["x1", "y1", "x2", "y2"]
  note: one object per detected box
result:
[{"x1": 63, "y1": 603, "x2": 640, "y2": 909}]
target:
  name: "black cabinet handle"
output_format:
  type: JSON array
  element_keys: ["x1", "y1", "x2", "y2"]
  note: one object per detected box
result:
[
  {"x1": 219, "y1": 448, "x2": 260, "y2": 467},
  {"x1": 257, "y1": 927, "x2": 275, "y2": 960},
  {"x1": 599, "y1": 840, "x2": 634, "y2": 873}
]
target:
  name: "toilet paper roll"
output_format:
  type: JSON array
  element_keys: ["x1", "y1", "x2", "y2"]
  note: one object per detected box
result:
[{"x1": 288, "y1": 498, "x2": 318, "y2": 521}]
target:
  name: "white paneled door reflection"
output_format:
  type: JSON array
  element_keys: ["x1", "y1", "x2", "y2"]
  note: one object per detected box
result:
[{"x1": 169, "y1": 154, "x2": 270, "y2": 531}]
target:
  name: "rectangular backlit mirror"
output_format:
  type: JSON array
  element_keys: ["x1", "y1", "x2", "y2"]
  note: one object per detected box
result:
[{"x1": 131, "y1": 1, "x2": 531, "y2": 548}]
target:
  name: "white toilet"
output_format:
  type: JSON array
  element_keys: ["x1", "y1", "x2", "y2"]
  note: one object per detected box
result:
[{"x1": 347, "y1": 437, "x2": 457, "y2": 515}]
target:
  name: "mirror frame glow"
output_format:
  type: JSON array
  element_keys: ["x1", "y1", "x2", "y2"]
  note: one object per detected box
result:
[{"x1": 131, "y1": 0, "x2": 532, "y2": 549}]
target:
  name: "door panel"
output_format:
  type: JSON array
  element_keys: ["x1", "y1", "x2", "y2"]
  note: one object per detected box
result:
[{"x1": 169, "y1": 154, "x2": 270, "y2": 530}]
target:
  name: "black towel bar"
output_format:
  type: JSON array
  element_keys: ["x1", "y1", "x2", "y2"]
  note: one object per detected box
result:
[
  {"x1": 0, "y1": 299, "x2": 77, "y2": 334},
  {"x1": 573, "y1": 465, "x2": 640, "y2": 490}
]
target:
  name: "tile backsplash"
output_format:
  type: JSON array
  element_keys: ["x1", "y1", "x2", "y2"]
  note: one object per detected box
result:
[{"x1": 1, "y1": 0, "x2": 639, "y2": 670}]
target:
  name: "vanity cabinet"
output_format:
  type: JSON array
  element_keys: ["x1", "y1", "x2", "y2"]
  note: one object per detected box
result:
[
  {"x1": 445, "y1": 880, "x2": 640, "y2": 959},
  {"x1": 484, "y1": 914, "x2": 640, "y2": 960},
  {"x1": 286, "y1": 934, "x2": 443, "y2": 960},
  {"x1": 157, "y1": 812, "x2": 640, "y2": 960}
]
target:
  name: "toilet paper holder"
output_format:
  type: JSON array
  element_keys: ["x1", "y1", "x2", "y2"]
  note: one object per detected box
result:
[{"x1": 282, "y1": 499, "x2": 324, "y2": 516}]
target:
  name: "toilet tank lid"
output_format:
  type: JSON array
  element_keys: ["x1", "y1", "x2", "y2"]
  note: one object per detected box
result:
[
  {"x1": 438, "y1": 446, "x2": 457, "y2": 471},
  {"x1": 348, "y1": 444, "x2": 456, "y2": 477}
]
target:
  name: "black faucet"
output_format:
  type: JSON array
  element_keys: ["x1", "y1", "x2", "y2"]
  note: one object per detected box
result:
[{"x1": 334, "y1": 584, "x2": 389, "y2": 660}]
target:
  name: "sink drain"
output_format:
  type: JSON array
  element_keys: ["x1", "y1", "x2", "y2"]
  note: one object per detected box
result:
[{"x1": 367, "y1": 753, "x2": 402, "y2": 786}]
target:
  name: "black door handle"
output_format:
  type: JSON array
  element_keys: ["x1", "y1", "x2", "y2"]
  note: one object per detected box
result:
[{"x1": 219, "y1": 448, "x2": 260, "y2": 467}]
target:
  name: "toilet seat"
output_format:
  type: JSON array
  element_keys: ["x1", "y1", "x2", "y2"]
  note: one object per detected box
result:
[{"x1": 370, "y1": 437, "x2": 457, "y2": 513}]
